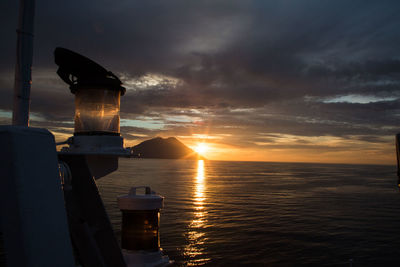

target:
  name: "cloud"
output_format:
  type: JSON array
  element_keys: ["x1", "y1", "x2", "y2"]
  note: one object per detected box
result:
[{"x1": 1, "y1": 0, "x2": 400, "y2": 163}]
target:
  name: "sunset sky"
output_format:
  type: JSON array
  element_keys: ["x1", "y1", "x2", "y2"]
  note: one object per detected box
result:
[{"x1": 1, "y1": 0, "x2": 400, "y2": 165}]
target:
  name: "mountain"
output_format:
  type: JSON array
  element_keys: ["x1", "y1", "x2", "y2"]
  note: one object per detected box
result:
[{"x1": 129, "y1": 137, "x2": 205, "y2": 160}]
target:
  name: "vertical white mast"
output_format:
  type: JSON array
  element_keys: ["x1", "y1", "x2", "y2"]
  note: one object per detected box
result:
[{"x1": 12, "y1": 0, "x2": 36, "y2": 126}]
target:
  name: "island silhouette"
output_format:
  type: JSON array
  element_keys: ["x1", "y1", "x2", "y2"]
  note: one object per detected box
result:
[{"x1": 128, "y1": 137, "x2": 205, "y2": 160}]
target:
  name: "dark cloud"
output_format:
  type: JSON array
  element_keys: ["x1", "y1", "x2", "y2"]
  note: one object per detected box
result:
[{"x1": 1, "y1": 0, "x2": 400, "y2": 161}]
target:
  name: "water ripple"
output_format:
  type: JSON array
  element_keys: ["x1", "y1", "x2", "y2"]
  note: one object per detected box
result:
[{"x1": 98, "y1": 159, "x2": 400, "y2": 266}]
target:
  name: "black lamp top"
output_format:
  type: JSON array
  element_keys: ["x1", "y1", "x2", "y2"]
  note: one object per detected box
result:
[{"x1": 54, "y1": 47, "x2": 126, "y2": 95}]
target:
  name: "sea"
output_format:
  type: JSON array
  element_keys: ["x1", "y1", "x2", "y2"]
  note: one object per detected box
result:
[{"x1": 97, "y1": 158, "x2": 400, "y2": 267}]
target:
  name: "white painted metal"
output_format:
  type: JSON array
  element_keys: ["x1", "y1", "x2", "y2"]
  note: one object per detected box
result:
[
  {"x1": 60, "y1": 135, "x2": 129, "y2": 156},
  {"x1": 0, "y1": 126, "x2": 75, "y2": 267},
  {"x1": 59, "y1": 135, "x2": 130, "y2": 179},
  {"x1": 118, "y1": 186, "x2": 164, "y2": 211},
  {"x1": 12, "y1": 0, "x2": 36, "y2": 126}
]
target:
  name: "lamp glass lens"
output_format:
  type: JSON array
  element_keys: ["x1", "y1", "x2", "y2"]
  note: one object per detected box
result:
[{"x1": 74, "y1": 88, "x2": 120, "y2": 133}]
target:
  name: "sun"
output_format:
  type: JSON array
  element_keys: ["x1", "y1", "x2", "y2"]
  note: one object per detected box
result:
[{"x1": 194, "y1": 143, "x2": 208, "y2": 155}]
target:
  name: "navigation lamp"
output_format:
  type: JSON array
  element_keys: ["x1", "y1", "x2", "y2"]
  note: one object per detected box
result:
[
  {"x1": 54, "y1": 47, "x2": 125, "y2": 135},
  {"x1": 55, "y1": 47, "x2": 129, "y2": 179},
  {"x1": 117, "y1": 186, "x2": 164, "y2": 251}
]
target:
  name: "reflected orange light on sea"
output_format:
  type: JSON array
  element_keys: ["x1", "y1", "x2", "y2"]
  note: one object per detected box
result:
[{"x1": 183, "y1": 160, "x2": 210, "y2": 266}]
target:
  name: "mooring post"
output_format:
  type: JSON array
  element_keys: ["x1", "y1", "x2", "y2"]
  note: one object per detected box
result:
[{"x1": 396, "y1": 134, "x2": 400, "y2": 186}]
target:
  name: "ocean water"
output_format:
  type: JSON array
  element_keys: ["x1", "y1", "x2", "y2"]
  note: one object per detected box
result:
[{"x1": 97, "y1": 159, "x2": 400, "y2": 266}]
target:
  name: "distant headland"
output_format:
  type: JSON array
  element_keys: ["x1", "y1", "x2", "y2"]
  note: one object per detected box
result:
[{"x1": 127, "y1": 137, "x2": 206, "y2": 160}]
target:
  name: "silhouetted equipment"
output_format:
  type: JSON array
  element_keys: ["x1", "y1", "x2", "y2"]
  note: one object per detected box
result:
[
  {"x1": 5, "y1": 0, "x2": 170, "y2": 264},
  {"x1": 54, "y1": 47, "x2": 125, "y2": 95},
  {"x1": 59, "y1": 154, "x2": 126, "y2": 267},
  {"x1": 396, "y1": 134, "x2": 400, "y2": 185}
]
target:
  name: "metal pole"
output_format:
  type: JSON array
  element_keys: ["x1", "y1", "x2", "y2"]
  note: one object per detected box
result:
[
  {"x1": 12, "y1": 0, "x2": 35, "y2": 126},
  {"x1": 396, "y1": 134, "x2": 400, "y2": 186}
]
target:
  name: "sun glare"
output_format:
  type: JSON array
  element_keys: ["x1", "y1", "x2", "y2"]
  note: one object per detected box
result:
[{"x1": 195, "y1": 143, "x2": 208, "y2": 155}]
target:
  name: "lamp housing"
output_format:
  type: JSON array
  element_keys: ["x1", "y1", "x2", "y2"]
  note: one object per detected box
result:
[{"x1": 55, "y1": 47, "x2": 129, "y2": 178}]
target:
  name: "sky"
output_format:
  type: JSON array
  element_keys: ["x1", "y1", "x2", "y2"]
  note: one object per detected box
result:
[{"x1": 1, "y1": 0, "x2": 400, "y2": 165}]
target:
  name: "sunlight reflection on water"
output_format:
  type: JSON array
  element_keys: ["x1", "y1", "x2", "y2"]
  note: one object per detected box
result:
[
  {"x1": 183, "y1": 160, "x2": 211, "y2": 266},
  {"x1": 98, "y1": 159, "x2": 400, "y2": 266}
]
